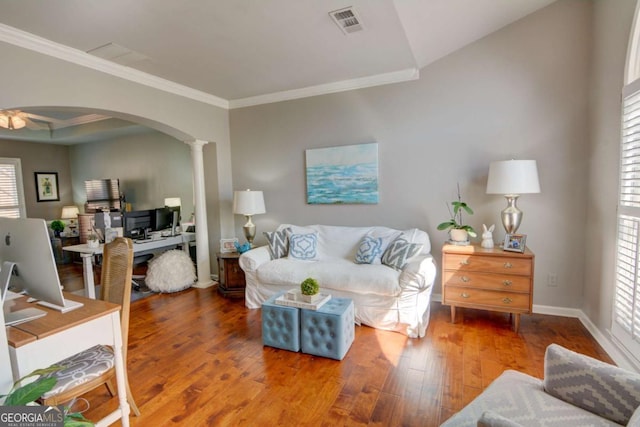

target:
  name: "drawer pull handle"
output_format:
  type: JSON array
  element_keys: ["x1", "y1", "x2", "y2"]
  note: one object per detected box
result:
[
  {"x1": 503, "y1": 280, "x2": 513, "y2": 286},
  {"x1": 461, "y1": 276, "x2": 470, "y2": 283},
  {"x1": 461, "y1": 293, "x2": 470, "y2": 299},
  {"x1": 503, "y1": 262, "x2": 513, "y2": 269},
  {"x1": 502, "y1": 297, "x2": 513, "y2": 304},
  {"x1": 460, "y1": 260, "x2": 470, "y2": 266}
]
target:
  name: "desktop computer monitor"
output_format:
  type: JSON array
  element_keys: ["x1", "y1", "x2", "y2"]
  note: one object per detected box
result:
[
  {"x1": 0, "y1": 218, "x2": 82, "y2": 317},
  {"x1": 123, "y1": 210, "x2": 153, "y2": 239},
  {"x1": 154, "y1": 206, "x2": 180, "y2": 232}
]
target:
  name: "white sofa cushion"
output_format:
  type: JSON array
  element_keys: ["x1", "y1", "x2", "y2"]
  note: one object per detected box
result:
[{"x1": 256, "y1": 258, "x2": 401, "y2": 296}]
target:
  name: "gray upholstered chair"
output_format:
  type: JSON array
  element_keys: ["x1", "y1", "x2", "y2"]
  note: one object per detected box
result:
[
  {"x1": 441, "y1": 344, "x2": 640, "y2": 426},
  {"x1": 40, "y1": 237, "x2": 140, "y2": 416}
]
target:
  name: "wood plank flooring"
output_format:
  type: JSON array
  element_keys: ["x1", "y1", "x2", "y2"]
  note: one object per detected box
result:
[{"x1": 57, "y1": 264, "x2": 612, "y2": 426}]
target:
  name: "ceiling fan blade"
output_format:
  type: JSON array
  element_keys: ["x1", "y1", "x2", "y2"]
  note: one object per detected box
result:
[{"x1": 22, "y1": 117, "x2": 50, "y2": 131}]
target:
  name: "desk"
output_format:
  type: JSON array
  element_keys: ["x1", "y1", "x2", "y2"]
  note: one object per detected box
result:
[
  {"x1": 64, "y1": 233, "x2": 195, "y2": 299},
  {"x1": 6, "y1": 293, "x2": 130, "y2": 426}
]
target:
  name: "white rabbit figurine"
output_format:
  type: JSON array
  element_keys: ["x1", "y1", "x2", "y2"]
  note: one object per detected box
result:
[{"x1": 481, "y1": 224, "x2": 495, "y2": 249}]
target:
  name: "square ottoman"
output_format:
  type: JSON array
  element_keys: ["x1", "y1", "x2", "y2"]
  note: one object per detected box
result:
[
  {"x1": 262, "y1": 293, "x2": 300, "y2": 352},
  {"x1": 301, "y1": 298, "x2": 355, "y2": 360}
]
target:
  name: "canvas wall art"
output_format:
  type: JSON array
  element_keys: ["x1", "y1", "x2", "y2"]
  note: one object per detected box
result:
[{"x1": 305, "y1": 143, "x2": 379, "y2": 204}]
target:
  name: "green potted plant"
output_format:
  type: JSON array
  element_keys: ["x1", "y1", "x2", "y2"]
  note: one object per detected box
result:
[
  {"x1": 300, "y1": 277, "x2": 320, "y2": 303},
  {"x1": 437, "y1": 185, "x2": 477, "y2": 243},
  {"x1": 1, "y1": 367, "x2": 93, "y2": 426},
  {"x1": 50, "y1": 220, "x2": 65, "y2": 237}
]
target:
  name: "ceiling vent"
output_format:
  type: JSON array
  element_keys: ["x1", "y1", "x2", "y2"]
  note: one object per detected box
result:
[
  {"x1": 329, "y1": 7, "x2": 364, "y2": 34},
  {"x1": 86, "y1": 43, "x2": 149, "y2": 66}
]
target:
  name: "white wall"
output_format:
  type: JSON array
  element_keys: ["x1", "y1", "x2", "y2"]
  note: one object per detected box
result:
[
  {"x1": 230, "y1": 0, "x2": 592, "y2": 307},
  {"x1": 585, "y1": 1, "x2": 636, "y2": 333}
]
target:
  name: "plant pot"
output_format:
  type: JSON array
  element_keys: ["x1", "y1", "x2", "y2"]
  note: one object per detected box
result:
[
  {"x1": 449, "y1": 229, "x2": 469, "y2": 242},
  {"x1": 87, "y1": 239, "x2": 99, "y2": 249},
  {"x1": 301, "y1": 293, "x2": 322, "y2": 303}
]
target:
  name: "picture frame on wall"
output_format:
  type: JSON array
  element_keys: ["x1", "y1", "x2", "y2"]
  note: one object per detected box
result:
[
  {"x1": 503, "y1": 233, "x2": 527, "y2": 253},
  {"x1": 220, "y1": 238, "x2": 239, "y2": 253},
  {"x1": 34, "y1": 172, "x2": 60, "y2": 202}
]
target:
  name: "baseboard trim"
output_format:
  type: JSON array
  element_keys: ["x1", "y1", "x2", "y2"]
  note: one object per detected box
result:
[{"x1": 430, "y1": 295, "x2": 640, "y2": 372}]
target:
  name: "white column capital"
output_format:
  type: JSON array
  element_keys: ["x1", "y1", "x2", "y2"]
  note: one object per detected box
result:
[{"x1": 185, "y1": 139, "x2": 209, "y2": 150}]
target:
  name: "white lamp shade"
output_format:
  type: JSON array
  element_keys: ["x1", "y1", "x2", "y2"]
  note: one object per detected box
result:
[
  {"x1": 61, "y1": 205, "x2": 80, "y2": 219},
  {"x1": 233, "y1": 190, "x2": 266, "y2": 215},
  {"x1": 164, "y1": 197, "x2": 182, "y2": 207},
  {"x1": 486, "y1": 160, "x2": 541, "y2": 195}
]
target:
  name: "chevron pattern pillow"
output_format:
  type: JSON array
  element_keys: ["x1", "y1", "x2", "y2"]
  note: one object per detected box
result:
[
  {"x1": 543, "y1": 343, "x2": 640, "y2": 425},
  {"x1": 381, "y1": 237, "x2": 422, "y2": 270},
  {"x1": 264, "y1": 228, "x2": 290, "y2": 259}
]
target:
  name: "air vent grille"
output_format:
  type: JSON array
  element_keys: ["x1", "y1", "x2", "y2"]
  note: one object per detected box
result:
[{"x1": 329, "y1": 7, "x2": 364, "y2": 34}]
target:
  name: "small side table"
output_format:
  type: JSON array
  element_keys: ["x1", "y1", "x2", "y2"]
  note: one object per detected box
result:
[{"x1": 216, "y1": 252, "x2": 246, "y2": 298}]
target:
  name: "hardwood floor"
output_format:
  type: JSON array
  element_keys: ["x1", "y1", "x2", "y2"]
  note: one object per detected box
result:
[{"x1": 57, "y1": 264, "x2": 613, "y2": 426}]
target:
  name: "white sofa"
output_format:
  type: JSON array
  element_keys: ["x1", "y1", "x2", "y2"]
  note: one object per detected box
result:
[{"x1": 239, "y1": 224, "x2": 437, "y2": 338}]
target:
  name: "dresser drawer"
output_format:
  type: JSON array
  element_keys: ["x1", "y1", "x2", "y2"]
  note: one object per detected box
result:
[
  {"x1": 444, "y1": 286, "x2": 530, "y2": 311},
  {"x1": 442, "y1": 271, "x2": 531, "y2": 292},
  {"x1": 444, "y1": 254, "x2": 532, "y2": 276}
]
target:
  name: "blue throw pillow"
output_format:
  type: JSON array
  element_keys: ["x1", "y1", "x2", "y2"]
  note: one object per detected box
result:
[
  {"x1": 288, "y1": 232, "x2": 318, "y2": 261},
  {"x1": 355, "y1": 236, "x2": 383, "y2": 264}
]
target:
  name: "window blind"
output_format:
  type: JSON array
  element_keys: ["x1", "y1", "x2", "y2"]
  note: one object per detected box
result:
[
  {"x1": 613, "y1": 79, "x2": 640, "y2": 359},
  {"x1": 0, "y1": 158, "x2": 26, "y2": 219}
]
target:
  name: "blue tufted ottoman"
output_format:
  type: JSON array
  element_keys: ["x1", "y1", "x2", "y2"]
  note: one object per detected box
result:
[
  {"x1": 301, "y1": 298, "x2": 354, "y2": 360},
  {"x1": 262, "y1": 293, "x2": 300, "y2": 352}
]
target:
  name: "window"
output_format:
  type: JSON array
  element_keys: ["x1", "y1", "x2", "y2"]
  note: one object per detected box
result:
[
  {"x1": 0, "y1": 158, "x2": 26, "y2": 218},
  {"x1": 613, "y1": 79, "x2": 640, "y2": 360}
]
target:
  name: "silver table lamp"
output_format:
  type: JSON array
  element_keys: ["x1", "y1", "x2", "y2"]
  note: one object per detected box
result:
[
  {"x1": 233, "y1": 189, "x2": 266, "y2": 246},
  {"x1": 486, "y1": 160, "x2": 540, "y2": 234}
]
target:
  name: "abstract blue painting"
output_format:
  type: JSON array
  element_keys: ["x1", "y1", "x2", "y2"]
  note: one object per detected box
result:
[{"x1": 305, "y1": 143, "x2": 379, "y2": 204}]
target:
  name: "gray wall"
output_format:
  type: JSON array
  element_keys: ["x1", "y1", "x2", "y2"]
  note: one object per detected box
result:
[
  {"x1": 0, "y1": 140, "x2": 73, "y2": 219},
  {"x1": 230, "y1": 0, "x2": 592, "y2": 308},
  {"x1": 68, "y1": 131, "x2": 195, "y2": 218}
]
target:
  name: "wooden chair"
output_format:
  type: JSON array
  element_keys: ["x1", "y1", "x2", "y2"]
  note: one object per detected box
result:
[{"x1": 41, "y1": 237, "x2": 141, "y2": 416}]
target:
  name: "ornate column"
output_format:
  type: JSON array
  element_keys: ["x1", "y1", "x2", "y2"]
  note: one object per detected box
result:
[{"x1": 185, "y1": 139, "x2": 213, "y2": 288}]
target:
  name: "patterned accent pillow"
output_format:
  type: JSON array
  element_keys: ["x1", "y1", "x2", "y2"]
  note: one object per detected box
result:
[
  {"x1": 288, "y1": 232, "x2": 318, "y2": 261},
  {"x1": 355, "y1": 236, "x2": 383, "y2": 264},
  {"x1": 381, "y1": 238, "x2": 423, "y2": 270},
  {"x1": 543, "y1": 343, "x2": 640, "y2": 425},
  {"x1": 263, "y1": 228, "x2": 290, "y2": 259}
]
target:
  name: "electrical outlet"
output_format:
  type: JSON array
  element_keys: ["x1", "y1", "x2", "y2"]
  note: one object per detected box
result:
[{"x1": 547, "y1": 273, "x2": 558, "y2": 287}]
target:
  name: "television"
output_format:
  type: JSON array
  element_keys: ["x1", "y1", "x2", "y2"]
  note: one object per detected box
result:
[{"x1": 0, "y1": 218, "x2": 83, "y2": 324}]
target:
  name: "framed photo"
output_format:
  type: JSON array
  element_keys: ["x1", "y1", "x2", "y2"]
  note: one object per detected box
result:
[
  {"x1": 34, "y1": 172, "x2": 60, "y2": 202},
  {"x1": 503, "y1": 233, "x2": 527, "y2": 253},
  {"x1": 220, "y1": 238, "x2": 239, "y2": 253}
]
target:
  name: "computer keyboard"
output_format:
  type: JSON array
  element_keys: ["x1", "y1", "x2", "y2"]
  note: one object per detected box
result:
[{"x1": 5, "y1": 307, "x2": 47, "y2": 326}]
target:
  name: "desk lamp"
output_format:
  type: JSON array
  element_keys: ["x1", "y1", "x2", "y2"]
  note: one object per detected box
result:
[
  {"x1": 61, "y1": 205, "x2": 80, "y2": 235},
  {"x1": 233, "y1": 190, "x2": 266, "y2": 247},
  {"x1": 486, "y1": 160, "x2": 540, "y2": 234}
]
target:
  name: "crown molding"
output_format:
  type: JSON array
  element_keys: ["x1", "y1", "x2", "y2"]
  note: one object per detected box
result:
[
  {"x1": 0, "y1": 24, "x2": 229, "y2": 110},
  {"x1": 1, "y1": 23, "x2": 419, "y2": 111},
  {"x1": 229, "y1": 68, "x2": 420, "y2": 109}
]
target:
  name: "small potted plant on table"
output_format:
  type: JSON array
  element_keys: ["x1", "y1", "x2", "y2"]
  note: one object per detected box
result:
[
  {"x1": 300, "y1": 277, "x2": 320, "y2": 303},
  {"x1": 50, "y1": 220, "x2": 65, "y2": 237},
  {"x1": 437, "y1": 184, "x2": 477, "y2": 244}
]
